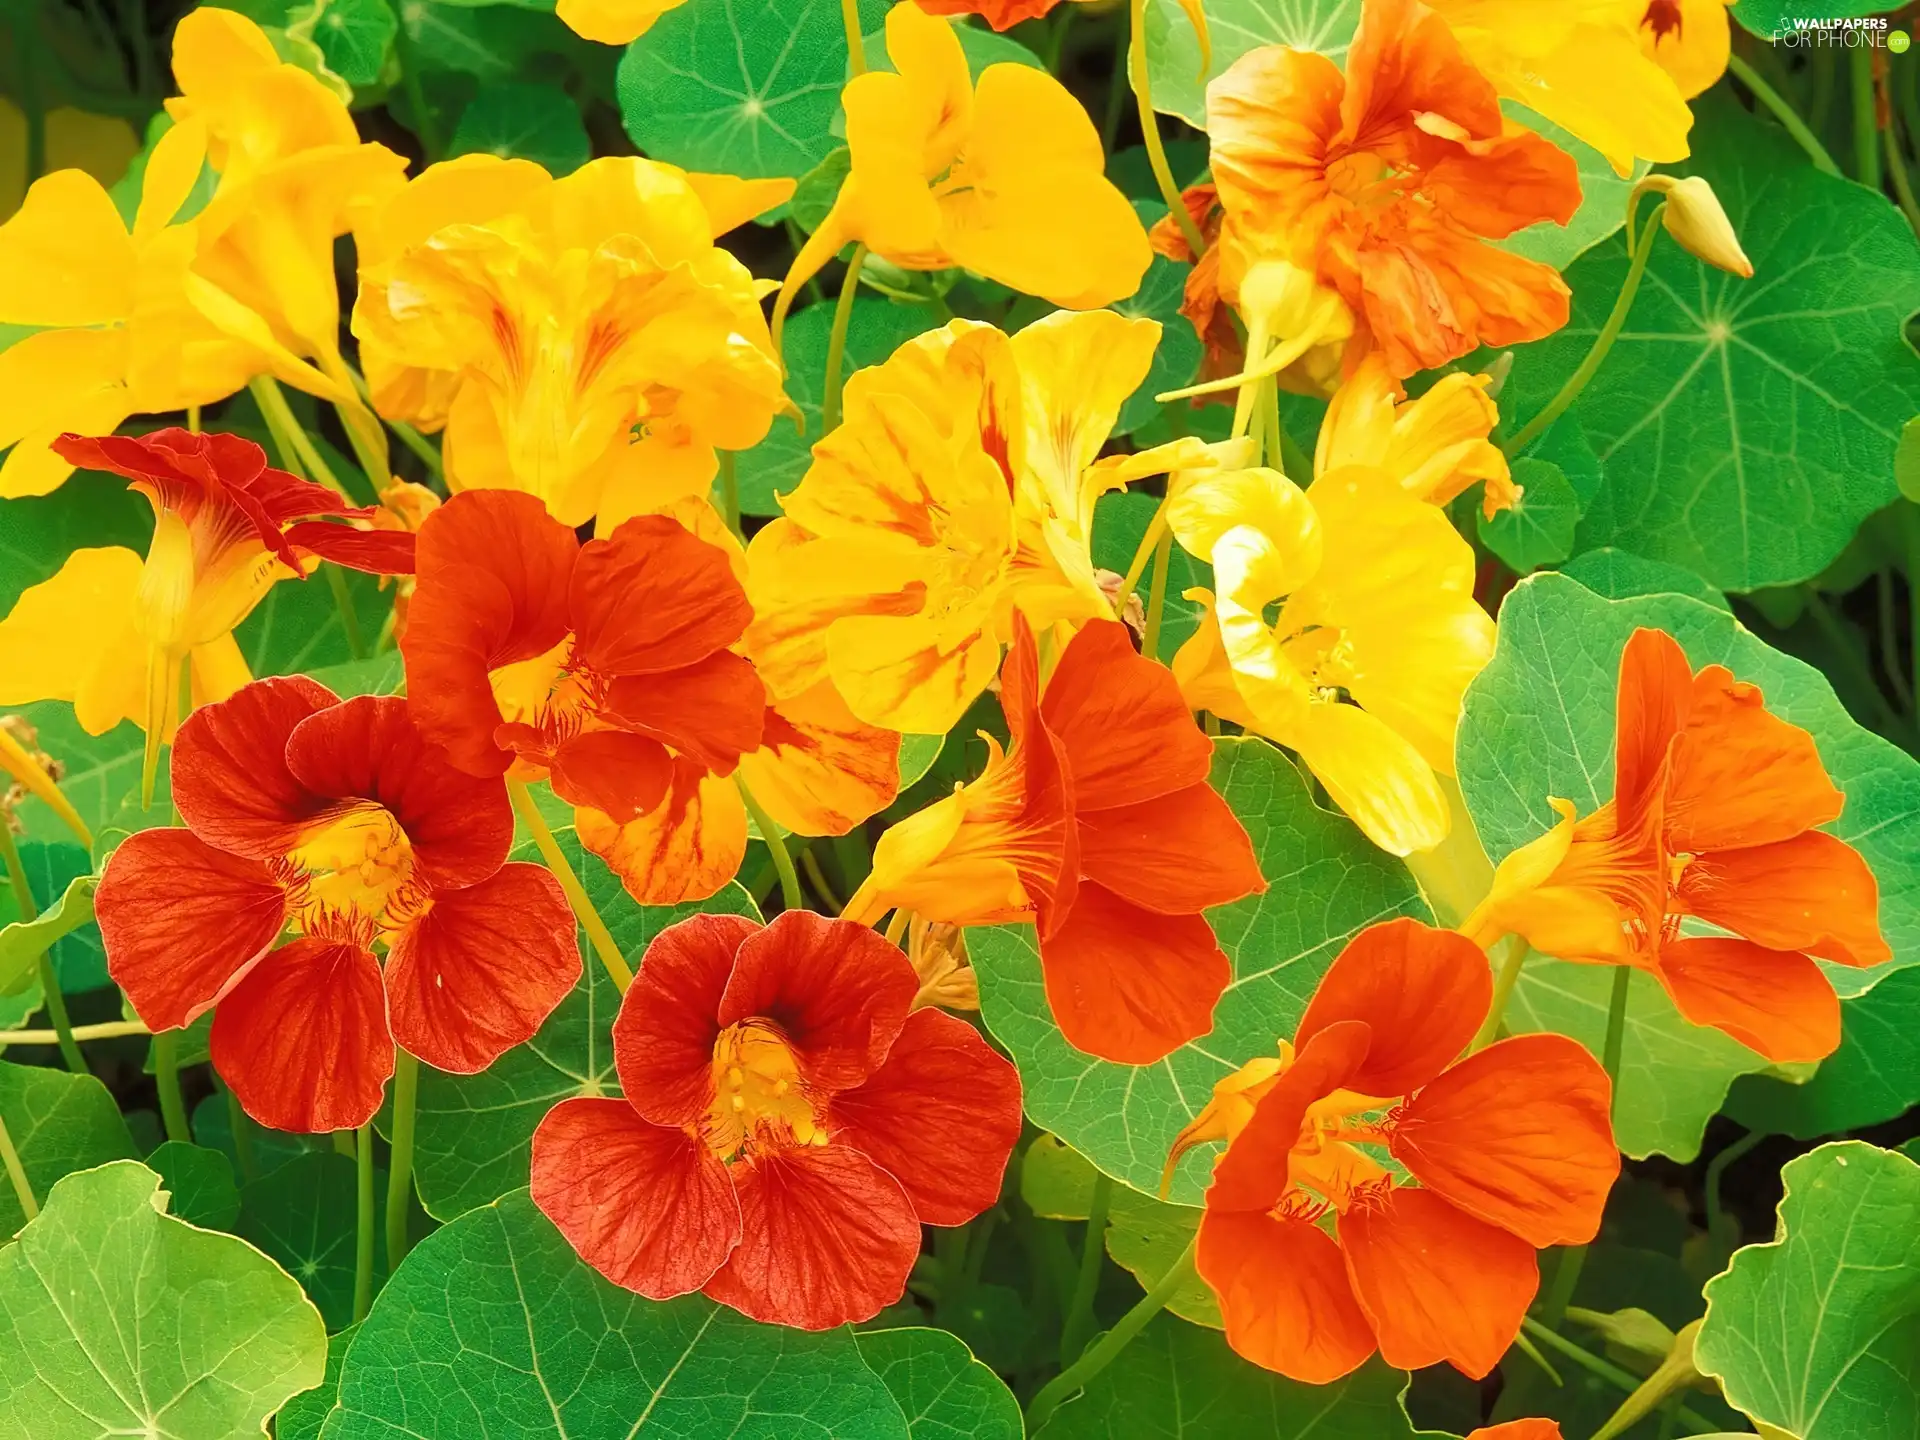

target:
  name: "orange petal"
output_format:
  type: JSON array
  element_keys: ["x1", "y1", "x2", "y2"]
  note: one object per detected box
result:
[
  {"x1": 1340, "y1": 1186, "x2": 1537, "y2": 1378},
  {"x1": 1667, "y1": 663, "x2": 1843, "y2": 851},
  {"x1": 603, "y1": 651, "x2": 767, "y2": 774},
  {"x1": 1679, "y1": 831, "x2": 1890, "y2": 968},
  {"x1": 1653, "y1": 936, "x2": 1842, "y2": 1064},
  {"x1": 734, "y1": 681, "x2": 902, "y2": 838},
  {"x1": 1468, "y1": 1423, "x2": 1564, "y2": 1440},
  {"x1": 1613, "y1": 628, "x2": 1692, "y2": 831},
  {"x1": 1196, "y1": 1207, "x2": 1376, "y2": 1384},
  {"x1": 1040, "y1": 617, "x2": 1215, "y2": 808},
  {"x1": 1296, "y1": 917, "x2": 1489, "y2": 1098},
  {"x1": 1392, "y1": 1034, "x2": 1618, "y2": 1249},
  {"x1": 1073, "y1": 782, "x2": 1265, "y2": 915},
  {"x1": 1208, "y1": 1021, "x2": 1371, "y2": 1214},
  {"x1": 576, "y1": 757, "x2": 747, "y2": 906}
]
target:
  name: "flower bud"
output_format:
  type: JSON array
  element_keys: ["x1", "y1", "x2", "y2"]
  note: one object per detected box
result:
[{"x1": 1637, "y1": 174, "x2": 1754, "y2": 278}]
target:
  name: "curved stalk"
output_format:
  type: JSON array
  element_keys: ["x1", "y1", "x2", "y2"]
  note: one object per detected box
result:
[
  {"x1": 738, "y1": 779, "x2": 803, "y2": 912},
  {"x1": 506, "y1": 779, "x2": 633, "y2": 993},
  {"x1": 353, "y1": 1122, "x2": 376, "y2": 1323},
  {"x1": 821, "y1": 244, "x2": 869, "y2": 436},
  {"x1": 0, "y1": 1112, "x2": 36, "y2": 1226},
  {"x1": 1026, "y1": 1235, "x2": 1196, "y2": 1430},
  {"x1": 1129, "y1": 0, "x2": 1204, "y2": 257}
]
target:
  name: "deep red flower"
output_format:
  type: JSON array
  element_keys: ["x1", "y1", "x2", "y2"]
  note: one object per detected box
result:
[
  {"x1": 530, "y1": 910, "x2": 1023, "y2": 1329},
  {"x1": 93, "y1": 677, "x2": 580, "y2": 1132}
]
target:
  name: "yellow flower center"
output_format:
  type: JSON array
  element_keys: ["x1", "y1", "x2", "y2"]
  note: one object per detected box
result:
[
  {"x1": 286, "y1": 802, "x2": 418, "y2": 941},
  {"x1": 701, "y1": 1020, "x2": 828, "y2": 1161}
]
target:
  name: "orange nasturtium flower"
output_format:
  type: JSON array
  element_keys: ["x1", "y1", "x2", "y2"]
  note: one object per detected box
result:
[
  {"x1": 1315, "y1": 352, "x2": 1517, "y2": 517},
  {"x1": 402, "y1": 491, "x2": 899, "y2": 905},
  {"x1": 354, "y1": 154, "x2": 791, "y2": 532},
  {"x1": 746, "y1": 309, "x2": 1224, "y2": 736},
  {"x1": 0, "y1": 429, "x2": 413, "y2": 796},
  {"x1": 1464, "y1": 628, "x2": 1891, "y2": 1064},
  {"x1": 845, "y1": 616, "x2": 1266, "y2": 1063},
  {"x1": 1206, "y1": 0, "x2": 1581, "y2": 379},
  {"x1": 1469, "y1": 1425, "x2": 1564, "y2": 1440},
  {"x1": 1168, "y1": 464, "x2": 1494, "y2": 856},
  {"x1": 774, "y1": 3, "x2": 1151, "y2": 329},
  {"x1": 1171, "y1": 918, "x2": 1617, "y2": 1384}
]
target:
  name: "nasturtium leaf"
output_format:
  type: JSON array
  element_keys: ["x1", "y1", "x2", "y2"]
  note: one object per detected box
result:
[
  {"x1": 1457, "y1": 573, "x2": 1920, "y2": 1157},
  {"x1": 238, "y1": 1152, "x2": 367, "y2": 1330},
  {"x1": 1105, "y1": 1187, "x2": 1219, "y2": 1328},
  {"x1": 238, "y1": 569, "x2": 391, "y2": 679},
  {"x1": 403, "y1": 830, "x2": 759, "y2": 1221},
  {"x1": 617, "y1": 0, "x2": 886, "y2": 179},
  {"x1": 1496, "y1": 100, "x2": 1920, "y2": 592},
  {"x1": 277, "y1": 1323, "x2": 357, "y2": 1440},
  {"x1": 1496, "y1": 104, "x2": 1645, "y2": 271},
  {"x1": 971, "y1": 737, "x2": 1427, "y2": 1202},
  {"x1": 899, "y1": 732, "x2": 945, "y2": 789},
  {"x1": 1138, "y1": 0, "x2": 1356, "y2": 131},
  {"x1": 12, "y1": 840, "x2": 105, "y2": 991},
  {"x1": 1478, "y1": 457, "x2": 1581, "y2": 572},
  {"x1": 789, "y1": 145, "x2": 850, "y2": 232},
  {"x1": 1731, "y1": 1, "x2": 1888, "y2": 38},
  {"x1": 294, "y1": 0, "x2": 398, "y2": 87},
  {"x1": 854, "y1": 1328, "x2": 1023, "y2": 1440},
  {"x1": 0, "y1": 1160, "x2": 326, "y2": 1438},
  {"x1": 6, "y1": 704, "x2": 141, "y2": 848},
  {"x1": 403, "y1": 0, "x2": 569, "y2": 80},
  {"x1": 0, "y1": 1059, "x2": 137, "y2": 1234},
  {"x1": 1088, "y1": 490, "x2": 1208, "y2": 659},
  {"x1": 147, "y1": 1140, "x2": 241, "y2": 1231},
  {"x1": 1558, "y1": 547, "x2": 1731, "y2": 611},
  {"x1": 1021, "y1": 1132, "x2": 1098, "y2": 1219},
  {"x1": 733, "y1": 296, "x2": 936, "y2": 515},
  {"x1": 325, "y1": 1187, "x2": 914, "y2": 1438},
  {"x1": 0, "y1": 471, "x2": 149, "y2": 613},
  {"x1": 1897, "y1": 416, "x2": 1920, "y2": 502},
  {"x1": 306, "y1": 651, "x2": 407, "y2": 699},
  {"x1": 1696, "y1": 1141, "x2": 1920, "y2": 1440},
  {"x1": 193, "y1": 1091, "x2": 326, "y2": 1177},
  {"x1": 1725, "y1": 965, "x2": 1920, "y2": 1139},
  {"x1": 451, "y1": 82, "x2": 591, "y2": 175},
  {"x1": 1111, "y1": 256, "x2": 1204, "y2": 437},
  {"x1": 1033, "y1": 1316, "x2": 1423, "y2": 1438}
]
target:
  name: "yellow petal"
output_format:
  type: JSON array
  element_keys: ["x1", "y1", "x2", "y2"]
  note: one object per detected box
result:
[
  {"x1": 1640, "y1": 0, "x2": 1732, "y2": 100},
  {"x1": 1170, "y1": 590, "x2": 1258, "y2": 727},
  {"x1": 0, "y1": 170, "x2": 135, "y2": 326},
  {"x1": 135, "y1": 116, "x2": 211, "y2": 241},
  {"x1": 826, "y1": 611, "x2": 1004, "y2": 735},
  {"x1": 682, "y1": 171, "x2": 798, "y2": 237},
  {"x1": 1293, "y1": 702, "x2": 1450, "y2": 856},
  {"x1": 736, "y1": 681, "x2": 901, "y2": 837},
  {"x1": 556, "y1": 0, "x2": 690, "y2": 44},
  {"x1": 0, "y1": 548, "x2": 146, "y2": 734},
  {"x1": 1167, "y1": 466, "x2": 1319, "y2": 569},
  {"x1": 0, "y1": 329, "x2": 135, "y2": 498},
  {"x1": 1461, "y1": 798, "x2": 1633, "y2": 961},
  {"x1": 354, "y1": 154, "x2": 552, "y2": 269},
  {"x1": 576, "y1": 763, "x2": 747, "y2": 905}
]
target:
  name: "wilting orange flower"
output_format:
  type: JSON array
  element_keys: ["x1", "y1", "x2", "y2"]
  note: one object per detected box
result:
[
  {"x1": 845, "y1": 616, "x2": 1265, "y2": 1063},
  {"x1": 1464, "y1": 628, "x2": 1891, "y2": 1063},
  {"x1": 1207, "y1": 0, "x2": 1581, "y2": 378},
  {"x1": 1173, "y1": 918, "x2": 1617, "y2": 1383}
]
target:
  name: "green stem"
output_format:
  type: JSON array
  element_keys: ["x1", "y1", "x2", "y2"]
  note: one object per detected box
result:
[
  {"x1": 1906, "y1": 504, "x2": 1920, "y2": 715},
  {"x1": 1027, "y1": 1235, "x2": 1195, "y2": 1431},
  {"x1": 353, "y1": 1122, "x2": 376, "y2": 1323},
  {"x1": 1602, "y1": 962, "x2": 1632, "y2": 1114},
  {"x1": 1506, "y1": 205, "x2": 1663, "y2": 456},
  {"x1": 1112, "y1": 495, "x2": 1171, "y2": 619},
  {"x1": 1101, "y1": 17, "x2": 1128, "y2": 153},
  {"x1": 506, "y1": 779, "x2": 633, "y2": 992},
  {"x1": 719, "y1": 451, "x2": 742, "y2": 539},
  {"x1": 1804, "y1": 588, "x2": 1906, "y2": 737},
  {"x1": 0, "y1": 1112, "x2": 36, "y2": 1226},
  {"x1": 1852, "y1": 45, "x2": 1882, "y2": 190},
  {"x1": 153, "y1": 1030, "x2": 190, "y2": 1145},
  {"x1": 394, "y1": 20, "x2": 442, "y2": 159},
  {"x1": 250, "y1": 376, "x2": 366, "y2": 658},
  {"x1": 386, "y1": 1048, "x2": 419, "y2": 1274},
  {"x1": 799, "y1": 848, "x2": 842, "y2": 912},
  {"x1": 841, "y1": 0, "x2": 866, "y2": 73},
  {"x1": 34, "y1": 957, "x2": 86, "y2": 1076},
  {"x1": 226, "y1": 1086, "x2": 257, "y2": 1183},
  {"x1": 738, "y1": 780, "x2": 803, "y2": 912},
  {"x1": 1518, "y1": 1320, "x2": 1720, "y2": 1435},
  {"x1": 1129, "y1": 0, "x2": 1205, "y2": 257},
  {"x1": 19, "y1": 15, "x2": 44, "y2": 187},
  {"x1": 1471, "y1": 939, "x2": 1530, "y2": 1051},
  {"x1": 1704, "y1": 1126, "x2": 1767, "y2": 1241},
  {"x1": 1879, "y1": 568, "x2": 1914, "y2": 709},
  {"x1": 0, "y1": 1019, "x2": 147, "y2": 1047},
  {"x1": 821, "y1": 245, "x2": 868, "y2": 436},
  {"x1": 1142, "y1": 527, "x2": 1174, "y2": 663},
  {"x1": 1728, "y1": 53, "x2": 1842, "y2": 176},
  {"x1": 1059, "y1": 1173, "x2": 1112, "y2": 1366}
]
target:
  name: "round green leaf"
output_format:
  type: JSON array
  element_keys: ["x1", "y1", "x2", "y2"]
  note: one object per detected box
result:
[
  {"x1": 276, "y1": 1323, "x2": 357, "y2": 1440},
  {"x1": 1478, "y1": 457, "x2": 1581, "y2": 572},
  {"x1": 147, "y1": 1140, "x2": 241, "y2": 1232},
  {"x1": 1732, "y1": 1, "x2": 1891, "y2": 38},
  {"x1": 1456, "y1": 572, "x2": 1920, "y2": 1158},
  {"x1": 451, "y1": 82, "x2": 591, "y2": 175},
  {"x1": 1104, "y1": 1187, "x2": 1218, "y2": 1328},
  {"x1": 1498, "y1": 99, "x2": 1920, "y2": 592},
  {"x1": 0, "y1": 471, "x2": 149, "y2": 614},
  {"x1": 295, "y1": 0, "x2": 398, "y2": 87},
  {"x1": 1558, "y1": 547, "x2": 1731, "y2": 611},
  {"x1": 1138, "y1": 0, "x2": 1356, "y2": 130},
  {"x1": 325, "y1": 1187, "x2": 914, "y2": 1437},
  {"x1": 1696, "y1": 1141, "x2": 1920, "y2": 1439},
  {"x1": 617, "y1": 0, "x2": 885, "y2": 179},
  {"x1": 970, "y1": 737, "x2": 1427, "y2": 1202},
  {"x1": 12, "y1": 840, "x2": 107, "y2": 991},
  {"x1": 403, "y1": 830, "x2": 759, "y2": 1221},
  {"x1": 1110, "y1": 256, "x2": 1204, "y2": 437},
  {"x1": 238, "y1": 1152, "x2": 369, "y2": 1330},
  {"x1": 0, "y1": 1160, "x2": 326, "y2": 1438},
  {"x1": 854, "y1": 1328, "x2": 1022, "y2": 1440},
  {"x1": 0, "y1": 1059, "x2": 137, "y2": 1234}
]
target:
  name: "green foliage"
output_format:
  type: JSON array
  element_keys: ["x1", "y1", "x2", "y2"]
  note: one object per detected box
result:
[
  {"x1": 1479, "y1": 457, "x2": 1582, "y2": 572},
  {"x1": 237, "y1": 1152, "x2": 368, "y2": 1329},
  {"x1": 1727, "y1": 965, "x2": 1920, "y2": 1138},
  {"x1": 451, "y1": 82, "x2": 592, "y2": 174},
  {"x1": 1110, "y1": 256, "x2": 1204, "y2": 437},
  {"x1": 146, "y1": 1140, "x2": 242, "y2": 1231},
  {"x1": 854, "y1": 1328, "x2": 1023, "y2": 1440},
  {"x1": 1139, "y1": 0, "x2": 1357, "y2": 131},
  {"x1": 0, "y1": 1060, "x2": 137, "y2": 1234}
]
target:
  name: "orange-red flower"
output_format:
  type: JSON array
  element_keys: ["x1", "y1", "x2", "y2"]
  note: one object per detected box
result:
[
  {"x1": 845, "y1": 616, "x2": 1265, "y2": 1064},
  {"x1": 1470, "y1": 1425, "x2": 1562, "y2": 1440},
  {"x1": 1464, "y1": 628, "x2": 1891, "y2": 1064},
  {"x1": 531, "y1": 910, "x2": 1022, "y2": 1329},
  {"x1": 93, "y1": 677, "x2": 580, "y2": 1132},
  {"x1": 1173, "y1": 918, "x2": 1616, "y2": 1384},
  {"x1": 1206, "y1": 0, "x2": 1581, "y2": 378}
]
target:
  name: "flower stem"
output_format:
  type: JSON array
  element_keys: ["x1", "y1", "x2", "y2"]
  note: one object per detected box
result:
[
  {"x1": 799, "y1": 848, "x2": 842, "y2": 911},
  {"x1": 0, "y1": 824, "x2": 86, "y2": 1075},
  {"x1": 719, "y1": 451, "x2": 742, "y2": 539},
  {"x1": 250, "y1": 375, "x2": 367, "y2": 659},
  {"x1": 1505, "y1": 204, "x2": 1664, "y2": 457},
  {"x1": 506, "y1": 779, "x2": 633, "y2": 993},
  {"x1": 0, "y1": 1112, "x2": 36, "y2": 1226},
  {"x1": 1728, "y1": 54, "x2": 1841, "y2": 176},
  {"x1": 841, "y1": 0, "x2": 866, "y2": 74},
  {"x1": 821, "y1": 244, "x2": 868, "y2": 436},
  {"x1": 1470, "y1": 939, "x2": 1530, "y2": 1051},
  {"x1": 0, "y1": 1019, "x2": 147, "y2": 1047},
  {"x1": 1852, "y1": 45, "x2": 1882, "y2": 190},
  {"x1": 1601, "y1": 962, "x2": 1632, "y2": 1114},
  {"x1": 353, "y1": 1121, "x2": 376, "y2": 1323},
  {"x1": 386, "y1": 1048, "x2": 419, "y2": 1274},
  {"x1": 738, "y1": 779, "x2": 803, "y2": 912},
  {"x1": 1142, "y1": 526, "x2": 1174, "y2": 662},
  {"x1": 1704, "y1": 1125, "x2": 1766, "y2": 1244},
  {"x1": 1129, "y1": 0, "x2": 1204, "y2": 257},
  {"x1": 1518, "y1": 1319, "x2": 1720, "y2": 1434},
  {"x1": 1059, "y1": 1172, "x2": 1112, "y2": 1366},
  {"x1": 1027, "y1": 1234, "x2": 1195, "y2": 1431},
  {"x1": 226, "y1": 1085, "x2": 257, "y2": 1182},
  {"x1": 152, "y1": 1030, "x2": 190, "y2": 1145},
  {"x1": 1112, "y1": 494, "x2": 1171, "y2": 619}
]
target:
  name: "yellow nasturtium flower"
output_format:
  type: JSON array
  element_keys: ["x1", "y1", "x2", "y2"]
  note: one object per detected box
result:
[
  {"x1": 353, "y1": 155, "x2": 792, "y2": 531},
  {"x1": 1636, "y1": 0, "x2": 1735, "y2": 99},
  {"x1": 555, "y1": 0, "x2": 687, "y2": 44},
  {"x1": 1168, "y1": 464, "x2": 1495, "y2": 856},
  {"x1": 774, "y1": 2, "x2": 1151, "y2": 329},
  {"x1": 745, "y1": 309, "x2": 1220, "y2": 735},
  {"x1": 1315, "y1": 353, "x2": 1518, "y2": 517}
]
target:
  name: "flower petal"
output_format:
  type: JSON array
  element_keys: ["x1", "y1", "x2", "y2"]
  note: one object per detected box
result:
[
  {"x1": 570, "y1": 514, "x2": 752, "y2": 677},
  {"x1": 734, "y1": 681, "x2": 902, "y2": 838},
  {"x1": 1195, "y1": 1206, "x2": 1376, "y2": 1384},
  {"x1": 700, "y1": 1145, "x2": 922, "y2": 1330},
  {"x1": 1392, "y1": 1034, "x2": 1617, "y2": 1249},
  {"x1": 828, "y1": 1008, "x2": 1022, "y2": 1226},
  {"x1": 385, "y1": 863, "x2": 582, "y2": 1074},
  {"x1": 1040, "y1": 618, "x2": 1215, "y2": 809},
  {"x1": 1668, "y1": 663, "x2": 1843, "y2": 849},
  {"x1": 283, "y1": 521, "x2": 417, "y2": 575},
  {"x1": 616, "y1": 912, "x2": 758, "y2": 1126},
  {"x1": 1075, "y1": 782, "x2": 1265, "y2": 915},
  {"x1": 210, "y1": 936, "x2": 393, "y2": 1133},
  {"x1": 1653, "y1": 936, "x2": 1842, "y2": 1064},
  {"x1": 1296, "y1": 918, "x2": 1489, "y2": 1098},
  {"x1": 1208, "y1": 1021, "x2": 1371, "y2": 1213},
  {"x1": 1039, "y1": 883, "x2": 1230, "y2": 1065},
  {"x1": 95, "y1": 827, "x2": 287, "y2": 1031},
  {"x1": 602, "y1": 651, "x2": 766, "y2": 774},
  {"x1": 1678, "y1": 831, "x2": 1890, "y2": 968},
  {"x1": 718, "y1": 910, "x2": 918, "y2": 1094},
  {"x1": 549, "y1": 730, "x2": 674, "y2": 823},
  {"x1": 530, "y1": 1096, "x2": 739, "y2": 1299},
  {"x1": 577, "y1": 758, "x2": 748, "y2": 906},
  {"x1": 1340, "y1": 1185, "x2": 1538, "y2": 1378},
  {"x1": 170, "y1": 675, "x2": 336, "y2": 859},
  {"x1": 1293, "y1": 701, "x2": 1450, "y2": 857},
  {"x1": 1613, "y1": 627, "x2": 1693, "y2": 831}
]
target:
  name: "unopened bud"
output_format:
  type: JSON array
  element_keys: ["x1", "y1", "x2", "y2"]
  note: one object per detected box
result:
[{"x1": 1637, "y1": 175, "x2": 1754, "y2": 278}]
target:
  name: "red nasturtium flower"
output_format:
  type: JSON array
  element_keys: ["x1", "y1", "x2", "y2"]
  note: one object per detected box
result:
[
  {"x1": 531, "y1": 911, "x2": 1022, "y2": 1329},
  {"x1": 1206, "y1": 0, "x2": 1581, "y2": 377},
  {"x1": 1469, "y1": 1424, "x2": 1563, "y2": 1440},
  {"x1": 1170, "y1": 918, "x2": 1617, "y2": 1384},
  {"x1": 1464, "y1": 627, "x2": 1890, "y2": 1064},
  {"x1": 93, "y1": 677, "x2": 581, "y2": 1132},
  {"x1": 844, "y1": 616, "x2": 1265, "y2": 1064}
]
